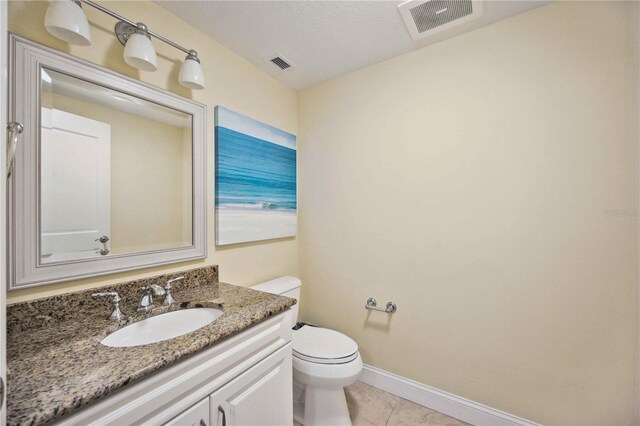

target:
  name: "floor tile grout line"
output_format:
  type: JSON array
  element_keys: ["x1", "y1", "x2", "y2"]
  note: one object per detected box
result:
[
  {"x1": 384, "y1": 406, "x2": 394, "y2": 425},
  {"x1": 384, "y1": 395, "x2": 401, "y2": 426}
]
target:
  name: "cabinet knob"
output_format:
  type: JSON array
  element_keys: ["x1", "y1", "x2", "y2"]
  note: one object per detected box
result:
[{"x1": 94, "y1": 235, "x2": 110, "y2": 256}]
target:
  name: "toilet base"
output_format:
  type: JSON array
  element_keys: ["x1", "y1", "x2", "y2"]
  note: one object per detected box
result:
[
  {"x1": 305, "y1": 386, "x2": 352, "y2": 426},
  {"x1": 292, "y1": 349, "x2": 362, "y2": 426},
  {"x1": 293, "y1": 384, "x2": 352, "y2": 426}
]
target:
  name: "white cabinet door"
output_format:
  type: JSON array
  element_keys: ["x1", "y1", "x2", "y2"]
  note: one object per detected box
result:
[
  {"x1": 210, "y1": 344, "x2": 292, "y2": 426},
  {"x1": 164, "y1": 397, "x2": 210, "y2": 426}
]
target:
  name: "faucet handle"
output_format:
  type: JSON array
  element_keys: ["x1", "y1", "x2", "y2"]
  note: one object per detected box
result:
[
  {"x1": 92, "y1": 291, "x2": 120, "y2": 302},
  {"x1": 165, "y1": 276, "x2": 184, "y2": 289},
  {"x1": 163, "y1": 276, "x2": 184, "y2": 306},
  {"x1": 91, "y1": 292, "x2": 127, "y2": 321}
]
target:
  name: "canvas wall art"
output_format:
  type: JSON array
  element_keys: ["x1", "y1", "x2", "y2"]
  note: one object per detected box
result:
[{"x1": 215, "y1": 106, "x2": 297, "y2": 245}]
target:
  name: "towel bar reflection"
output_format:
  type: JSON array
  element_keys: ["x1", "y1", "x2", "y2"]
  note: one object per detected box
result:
[
  {"x1": 365, "y1": 298, "x2": 397, "y2": 314},
  {"x1": 6, "y1": 121, "x2": 23, "y2": 178}
]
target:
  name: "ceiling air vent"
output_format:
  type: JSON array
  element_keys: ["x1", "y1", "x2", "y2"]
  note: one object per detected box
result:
[
  {"x1": 269, "y1": 55, "x2": 296, "y2": 71},
  {"x1": 398, "y1": 0, "x2": 483, "y2": 41}
]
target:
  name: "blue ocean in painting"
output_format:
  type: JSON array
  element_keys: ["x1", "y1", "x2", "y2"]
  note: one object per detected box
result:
[{"x1": 215, "y1": 126, "x2": 297, "y2": 211}]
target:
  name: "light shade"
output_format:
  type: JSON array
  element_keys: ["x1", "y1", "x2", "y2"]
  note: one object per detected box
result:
[
  {"x1": 179, "y1": 55, "x2": 205, "y2": 90},
  {"x1": 123, "y1": 32, "x2": 157, "y2": 71},
  {"x1": 45, "y1": 0, "x2": 91, "y2": 46}
]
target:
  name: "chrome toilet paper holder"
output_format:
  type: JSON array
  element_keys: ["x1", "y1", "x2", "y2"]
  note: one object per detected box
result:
[{"x1": 365, "y1": 297, "x2": 397, "y2": 314}]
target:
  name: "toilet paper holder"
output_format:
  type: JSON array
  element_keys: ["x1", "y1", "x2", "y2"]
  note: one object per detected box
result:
[{"x1": 365, "y1": 298, "x2": 397, "y2": 314}]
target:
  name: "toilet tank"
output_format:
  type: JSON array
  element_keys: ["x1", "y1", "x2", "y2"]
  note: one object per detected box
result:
[{"x1": 251, "y1": 276, "x2": 301, "y2": 328}]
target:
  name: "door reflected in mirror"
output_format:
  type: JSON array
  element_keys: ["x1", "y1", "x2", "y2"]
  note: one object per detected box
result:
[{"x1": 40, "y1": 68, "x2": 193, "y2": 264}]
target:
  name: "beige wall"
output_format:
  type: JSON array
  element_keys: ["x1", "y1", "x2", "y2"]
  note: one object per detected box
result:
[
  {"x1": 298, "y1": 2, "x2": 639, "y2": 424},
  {"x1": 108, "y1": 109, "x2": 191, "y2": 254},
  {"x1": 6, "y1": 0, "x2": 640, "y2": 423},
  {"x1": 44, "y1": 92, "x2": 192, "y2": 253},
  {"x1": 7, "y1": 0, "x2": 298, "y2": 303}
]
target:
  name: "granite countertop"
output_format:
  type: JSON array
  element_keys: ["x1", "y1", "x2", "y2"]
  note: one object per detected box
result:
[{"x1": 6, "y1": 266, "x2": 295, "y2": 426}]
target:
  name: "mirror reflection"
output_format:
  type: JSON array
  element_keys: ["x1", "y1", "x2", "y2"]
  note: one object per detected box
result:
[{"x1": 40, "y1": 68, "x2": 193, "y2": 264}]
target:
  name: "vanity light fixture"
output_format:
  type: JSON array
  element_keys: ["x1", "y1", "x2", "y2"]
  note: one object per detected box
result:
[
  {"x1": 120, "y1": 23, "x2": 158, "y2": 71},
  {"x1": 179, "y1": 50, "x2": 205, "y2": 90},
  {"x1": 44, "y1": 0, "x2": 205, "y2": 89},
  {"x1": 44, "y1": 0, "x2": 91, "y2": 46}
]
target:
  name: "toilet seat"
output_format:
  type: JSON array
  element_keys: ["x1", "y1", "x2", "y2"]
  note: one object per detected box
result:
[{"x1": 293, "y1": 326, "x2": 359, "y2": 365}]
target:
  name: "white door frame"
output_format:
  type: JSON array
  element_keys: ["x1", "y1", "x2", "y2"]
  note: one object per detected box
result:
[{"x1": 1, "y1": 0, "x2": 8, "y2": 423}]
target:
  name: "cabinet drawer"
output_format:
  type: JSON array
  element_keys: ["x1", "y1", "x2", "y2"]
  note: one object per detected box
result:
[{"x1": 164, "y1": 398, "x2": 209, "y2": 426}]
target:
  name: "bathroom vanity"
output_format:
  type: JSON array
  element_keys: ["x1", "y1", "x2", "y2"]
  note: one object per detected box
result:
[
  {"x1": 6, "y1": 266, "x2": 295, "y2": 426},
  {"x1": 5, "y1": 36, "x2": 296, "y2": 426},
  {"x1": 65, "y1": 312, "x2": 293, "y2": 426}
]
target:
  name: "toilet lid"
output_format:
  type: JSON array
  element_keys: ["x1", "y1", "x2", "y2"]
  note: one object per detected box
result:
[{"x1": 293, "y1": 326, "x2": 358, "y2": 363}]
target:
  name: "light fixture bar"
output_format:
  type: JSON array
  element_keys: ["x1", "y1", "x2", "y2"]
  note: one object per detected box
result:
[
  {"x1": 45, "y1": 0, "x2": 205, "y2": 88},
  {"x1": 80, "y1": 0, "x2": 192, "y2": 55}
]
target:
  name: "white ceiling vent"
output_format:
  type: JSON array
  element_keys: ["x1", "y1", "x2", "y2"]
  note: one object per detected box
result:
[
  {"x1": 269, "y1": 54, "x2": 296, "y2": 71},
  {"x1": 398, "y1": 0, "x2": 483, "y2": 41}
]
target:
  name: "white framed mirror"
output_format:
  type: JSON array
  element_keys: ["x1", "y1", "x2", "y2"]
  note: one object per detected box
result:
[{"x1": 8, "y1": 35, "x2": 207, "y2": 290}]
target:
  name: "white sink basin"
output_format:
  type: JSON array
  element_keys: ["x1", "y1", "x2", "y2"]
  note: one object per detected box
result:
[{"x1": 101, "y1": 308, "x2": 223, "y2": 347}]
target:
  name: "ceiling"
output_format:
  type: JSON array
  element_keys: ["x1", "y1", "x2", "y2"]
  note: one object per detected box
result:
[{"x1": 154, "y1": 1, "x2": 550, "y2": 90}]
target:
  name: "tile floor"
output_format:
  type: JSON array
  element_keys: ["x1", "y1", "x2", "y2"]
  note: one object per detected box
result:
[{"x1": 293, "y1": 381, "x2": 469, "y2": 426}]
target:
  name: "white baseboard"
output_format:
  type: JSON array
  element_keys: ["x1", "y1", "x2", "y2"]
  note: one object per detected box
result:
[{"x1": 359, "y1": 364, "x2": 539, "y2": 426}]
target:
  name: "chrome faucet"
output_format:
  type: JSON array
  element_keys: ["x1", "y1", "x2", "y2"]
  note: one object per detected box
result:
[{"x1": 138, "y1": 284, "x2": 166, "y2": 312}]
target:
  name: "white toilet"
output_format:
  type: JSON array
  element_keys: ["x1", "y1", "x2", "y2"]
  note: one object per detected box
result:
[{"x1": 252, "y1": 276, "x2": 362, "y2": 426}]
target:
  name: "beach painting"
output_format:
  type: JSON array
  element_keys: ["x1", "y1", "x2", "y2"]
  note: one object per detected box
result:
[{"x1": 215, "y1": 106, "x2": 297, "y2": 245}]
